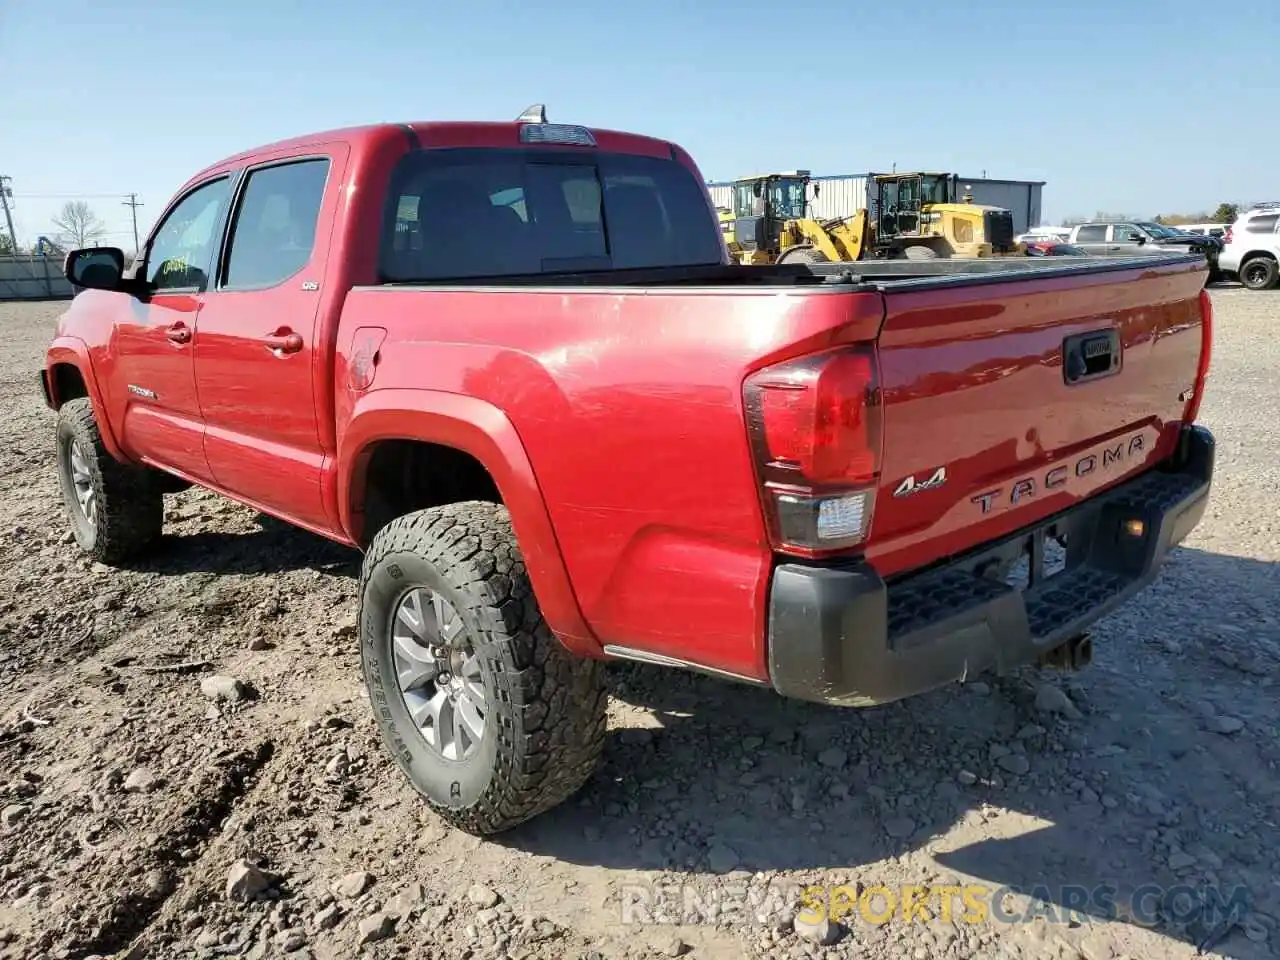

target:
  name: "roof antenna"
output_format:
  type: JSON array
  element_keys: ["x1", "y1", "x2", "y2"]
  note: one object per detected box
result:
[{"x1": 516, "y1": 104, "x2": 547, "y2": 123}]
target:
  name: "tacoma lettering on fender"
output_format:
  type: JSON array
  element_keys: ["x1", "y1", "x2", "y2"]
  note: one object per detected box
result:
[{"x1": 42, "y1": 107, "x2": 1214, "y2": 835}]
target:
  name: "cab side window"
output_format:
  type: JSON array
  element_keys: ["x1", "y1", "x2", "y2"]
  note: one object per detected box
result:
[
  {"x1": 1246, "y1": 214, "x2": 1279, "y2": 234},
  {"x1": 223, "y1": 158, "x2": 331, "y2": 289},
  {"x1": 1075, "y1": 224, "x2": 1106, "y2": 242},
  {"x1": 146, "y1": 178, "x2": 231, "y2": 291}
]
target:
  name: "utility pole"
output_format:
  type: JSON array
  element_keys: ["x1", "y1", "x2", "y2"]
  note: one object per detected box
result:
[
  {"x1": 122, "y1": 193, "x2": 143, "y2": 253},
  {"x1": 0, "y1": 176, "x2": 18, "y2": 253}
]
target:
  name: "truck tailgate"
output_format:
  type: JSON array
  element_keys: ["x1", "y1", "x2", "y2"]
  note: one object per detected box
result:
[{"x1": 866, "y1": 260, "x2": 1207, "y2": 578}]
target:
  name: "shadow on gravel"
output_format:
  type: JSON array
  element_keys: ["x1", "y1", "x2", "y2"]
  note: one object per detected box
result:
[
  {"x1": 124, "y1": 516, "x2": 360, "y2": 578},
  {"x1": 500, "y1": 546, "x2": 1278, "y2": 957}
]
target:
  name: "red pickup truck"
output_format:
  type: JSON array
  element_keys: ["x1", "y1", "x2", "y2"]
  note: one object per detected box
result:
[{"x1": 42, "y1": 108, "x2": 1215, "y2": 835}]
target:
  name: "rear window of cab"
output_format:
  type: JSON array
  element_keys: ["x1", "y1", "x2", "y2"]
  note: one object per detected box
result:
[{"x1": 379, "y1": 148, "x2": 724, "y2": 281}]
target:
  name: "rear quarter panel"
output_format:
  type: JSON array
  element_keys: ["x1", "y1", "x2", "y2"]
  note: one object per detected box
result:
[{"x1": 335, "y1": 285, "x2": 882, "y2": 679}]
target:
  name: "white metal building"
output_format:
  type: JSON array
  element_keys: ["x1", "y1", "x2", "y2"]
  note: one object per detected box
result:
[{"x1": 708, "y1": 173, "x2": 1045, "y2": 234}]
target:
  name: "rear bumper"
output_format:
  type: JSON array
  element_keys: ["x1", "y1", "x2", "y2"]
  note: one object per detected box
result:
[{"x1": 767, "y1": 425, "x2": 1214, "y2": 706}]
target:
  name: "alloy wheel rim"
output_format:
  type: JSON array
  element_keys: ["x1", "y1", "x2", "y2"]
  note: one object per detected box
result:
[
  {"x1": 391, "y1": 586, "x2": 486, "y2": 761},
  {"x1": 69, "y1": 439, "x2": 96, "y2": 526}
]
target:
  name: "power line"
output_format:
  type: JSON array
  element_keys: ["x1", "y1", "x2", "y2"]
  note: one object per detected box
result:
[
  {"x1": 9, "y1": 193, "x2": 133, "y2": 200},
  {"x1": 0, "y1": 184, "x2": 146, "y2": 249}
]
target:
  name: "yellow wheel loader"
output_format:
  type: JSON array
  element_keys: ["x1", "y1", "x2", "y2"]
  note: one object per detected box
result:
[
  {"x1": 719, "y1": 171, "x2": 818, "y2": 265},
  {"x1": 720, "y1": 171, "x2": 1018, "y2": 265}
]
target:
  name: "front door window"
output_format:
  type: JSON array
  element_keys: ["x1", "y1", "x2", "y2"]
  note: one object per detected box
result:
[{"x1": 145, "y1": 178, "x2": 231, "y2": 292}]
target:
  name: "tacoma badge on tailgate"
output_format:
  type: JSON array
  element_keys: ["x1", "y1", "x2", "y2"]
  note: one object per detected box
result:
[{"x1": 971, "y1": 433, "x2": 1148, "y2": 515}]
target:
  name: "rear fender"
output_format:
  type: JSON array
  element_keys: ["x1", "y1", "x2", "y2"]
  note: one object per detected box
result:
[
  {"x1": 44, "y1": 337, "x2": 126, "y2": 462},
  {"x1": 338, "y1": 388, "x2": 598, "y2": 656}
]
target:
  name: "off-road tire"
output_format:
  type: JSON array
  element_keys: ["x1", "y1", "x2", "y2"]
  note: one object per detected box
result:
[
  {"x1": 1238, "y1": 255, "x2": 1278, "y2": 291},
  {"x1": 776, "y1": 245, "x2": 829, "y2": 265},
  {"x1": 359, "y1": 501, "x2": 608, "y2": 835},
  {"x1": 55, "y1": 398, "x2": 164, "y2": 564}
]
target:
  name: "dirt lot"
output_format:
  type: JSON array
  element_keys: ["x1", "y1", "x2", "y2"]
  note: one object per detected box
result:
[{"x1": 0, "y1": 289, "x2": 1277, "y2": 960}]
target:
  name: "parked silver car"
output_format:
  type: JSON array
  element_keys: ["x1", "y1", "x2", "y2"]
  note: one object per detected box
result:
[{"x1": 1065, "y1": 221, "x2": 1221, "y2": 280}]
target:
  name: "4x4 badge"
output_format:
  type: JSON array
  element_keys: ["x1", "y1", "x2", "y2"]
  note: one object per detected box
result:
[{"x1": 893, "y1": 466, "x2": 947, "y2": 498}]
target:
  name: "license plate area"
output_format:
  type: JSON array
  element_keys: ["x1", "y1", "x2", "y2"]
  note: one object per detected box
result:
[{"x1": 994, "y1": 526, "x2": 1070, "y2": 591}]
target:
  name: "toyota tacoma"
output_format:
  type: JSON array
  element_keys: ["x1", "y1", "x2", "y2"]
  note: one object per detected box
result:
[{"x1": 41, "y1": 107, "x2": 1214, "y2": 835}]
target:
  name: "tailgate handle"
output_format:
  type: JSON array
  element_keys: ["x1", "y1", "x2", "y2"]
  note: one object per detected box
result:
[{"x1": 1063, "y1": 329, "x2": 1121, "y2": 384}]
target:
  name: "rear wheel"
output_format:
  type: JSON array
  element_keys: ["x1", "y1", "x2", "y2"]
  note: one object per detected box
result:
[
  {"x1": 776, "y1": 245, "x2": 828, "y2": 265},
  {"x1": 1238, "y1": 256, "x2": 1278, "y2": 291},
  {"x1": 358, "y1": 501, "x2": 608, "y2": 835},
  {"x1": 55, "y1": 398, "x2": 164, "y2": 564}
]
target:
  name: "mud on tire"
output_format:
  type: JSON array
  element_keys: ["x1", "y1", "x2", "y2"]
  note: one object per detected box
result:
[
  {"x1": 358, "y1": 501, "x2": 608, "y2": 835},
  {"x1": 55, "y1": 398, "x2": 164, "y2": 564}
]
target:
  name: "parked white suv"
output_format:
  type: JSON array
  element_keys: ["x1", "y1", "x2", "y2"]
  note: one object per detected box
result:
[{"x1": 1220, "y1": 204, "x2": 1280, "y2": 290}]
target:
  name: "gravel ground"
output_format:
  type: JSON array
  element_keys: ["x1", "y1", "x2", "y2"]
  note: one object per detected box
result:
[{"x1": 0, "y1": 289, "x2": 1277, "y2": 960}]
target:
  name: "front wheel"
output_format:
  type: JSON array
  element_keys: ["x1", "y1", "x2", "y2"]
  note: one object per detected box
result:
[
  {"x1": 1239, "y1": 256, "x2": 1279, "y2": 291},
  {"x1": 776, "y1": 245, "x2": 829, "y2": 265},
  {"x1": 903, "y1": 244, "x2": 940, "y2": 260},
  {"x1": 55, "y1": 398, "x2": 164, "y2": 564},
  {"x1": 358, "y1": 501, "x2": 608, "y2": 835}
]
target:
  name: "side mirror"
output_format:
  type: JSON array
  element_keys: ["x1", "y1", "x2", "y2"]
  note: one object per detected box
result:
[
  {"x1": 65, "y1": 247, "x2": 125, "y2": 291},
  {"x1": 812, "y1": 183, "x2": 821, "y2": 197},
  {"x1": 1135, "y1": 235, "x2": 1146, "y2": 244}
]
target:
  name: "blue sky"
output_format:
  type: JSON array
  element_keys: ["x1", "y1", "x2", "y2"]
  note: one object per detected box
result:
[{"x1": 2, "y1": 0, "x2": 1274, "y2": 248}]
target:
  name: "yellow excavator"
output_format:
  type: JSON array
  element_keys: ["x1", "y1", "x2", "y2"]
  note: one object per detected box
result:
[{"x1": 720, "y1": 170, "x2": 1018, "y2": 265}]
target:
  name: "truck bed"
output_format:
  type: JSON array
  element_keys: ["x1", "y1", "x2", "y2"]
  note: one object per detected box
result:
[
  {"x1": 375, "y1": 251, "x2": 1203, "y2": 289},
  {"x1": 345, "y1": 251, "x2": 1208, "y2": 680}
]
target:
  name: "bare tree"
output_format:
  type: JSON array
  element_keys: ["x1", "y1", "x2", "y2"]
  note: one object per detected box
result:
[{"x1": 52, "y1": 201, "x2": 107, "y2": 248}]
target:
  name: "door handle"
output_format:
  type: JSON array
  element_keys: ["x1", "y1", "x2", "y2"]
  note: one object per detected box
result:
[
  {"x1": 165, "y1": 323, "x2": 192, "y2": 345},
  {"x1": 263, "y1": 331, "x2": 304, "y2": 356}
]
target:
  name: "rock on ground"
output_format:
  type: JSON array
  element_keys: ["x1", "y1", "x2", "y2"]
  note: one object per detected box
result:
[
  {"x1": 332, "y1": 870, "x2": 374, "y2": 899},
  {"x1": 793, "y1": 914, "x2": 842, "y2": 945},
  {"x1": 225, "y1": 860, "x2": 276, "y2": 902},
  {"x1": 200, "y1": 674, "x2": 248, "y2": 702},
  {"x1": 356, "y1": 912, "x2": 396, "y2": 945},
  {"x1": 1034, "y1": 683, "x2": 1083, "y2": 719},
  {"x1": 466, "y1": 883, "x2": 500, "y2": 908}
]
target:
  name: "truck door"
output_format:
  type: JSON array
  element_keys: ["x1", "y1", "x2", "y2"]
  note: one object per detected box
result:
[
  {"x1": 1110, "y1": 222, "x2": 1146, "y2": 251},
  {"x1": 192, "y1": 149, "x2": 346, "y2": 531},
  {"x1": 112, "y1": 175, "x2": 232, "y2": 482},
  {"x1": 1070, "y1": 223, "x2": 1109, "y2": 254}
]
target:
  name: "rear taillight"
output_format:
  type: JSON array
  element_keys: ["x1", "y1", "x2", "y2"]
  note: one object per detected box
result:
[
  {"x1": 743, "y1": 345, "x2": 883, "y2": 557},
  {"x1": 1184, "y1": 288, "x2": 1213, "y2": 423},
  {"x1": 1222, "y1": 226, "x2": 1233, "y2": 244}
]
